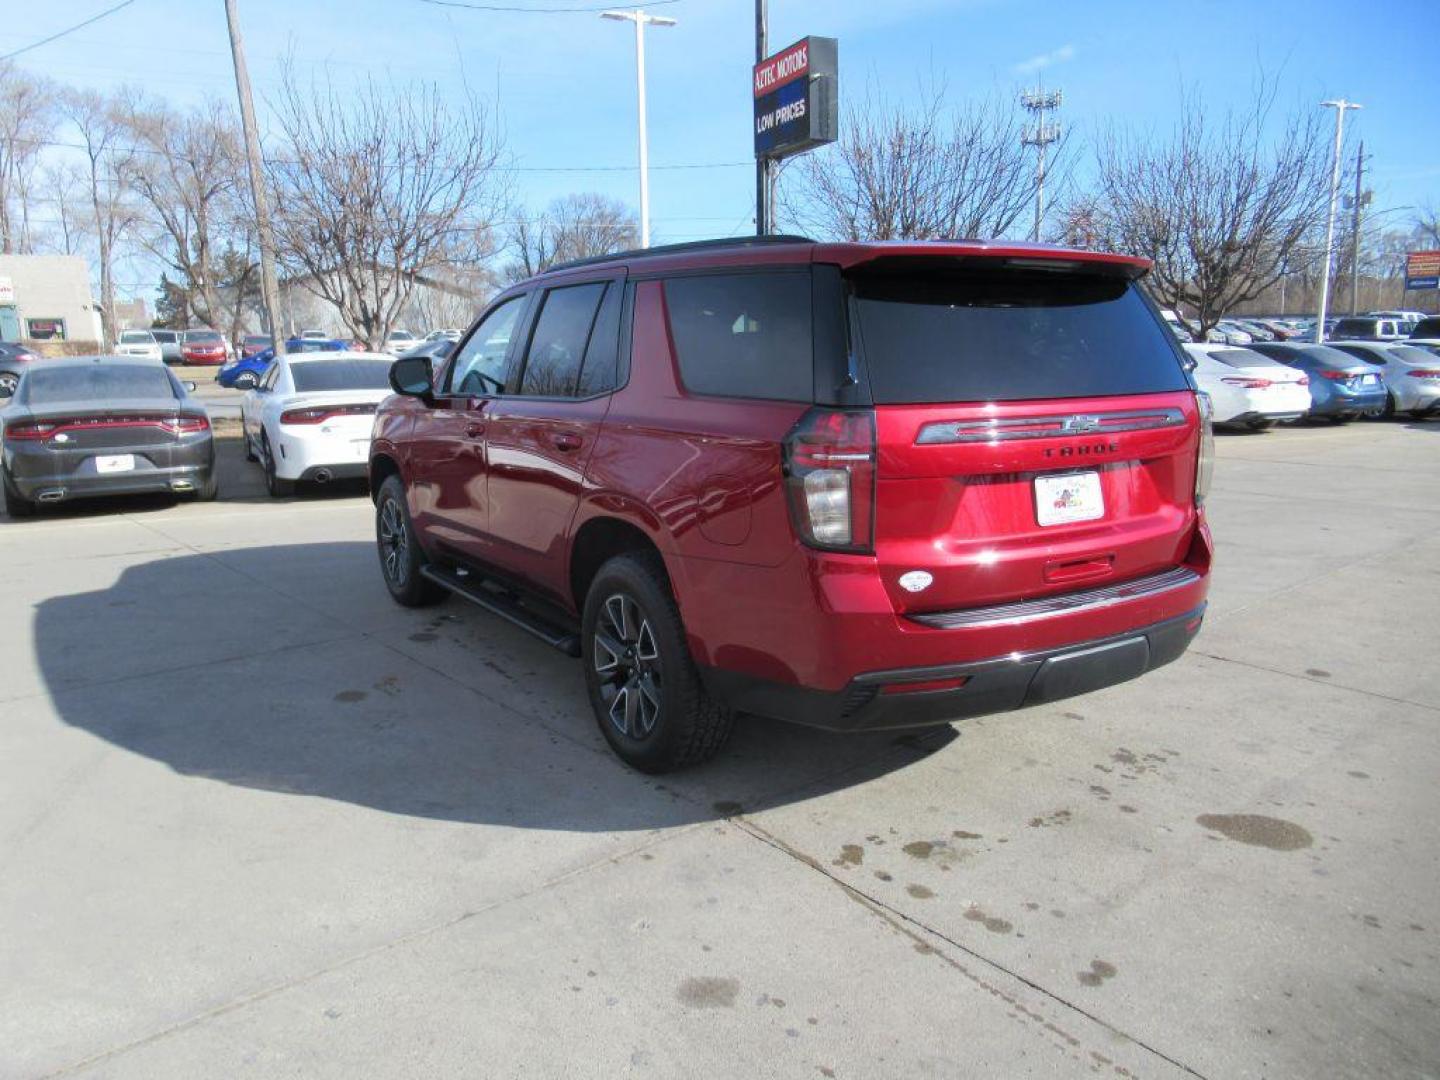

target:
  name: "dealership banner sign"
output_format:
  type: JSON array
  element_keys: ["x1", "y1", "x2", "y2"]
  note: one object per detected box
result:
[
  {"x1": 1405, "y1": 250, "x2": 1440, "y2": 291},
  {"x1": 753, "y1": 36, "x2": 838, "y2": 160}
]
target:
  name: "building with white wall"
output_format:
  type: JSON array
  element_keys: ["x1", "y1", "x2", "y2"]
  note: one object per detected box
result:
[{"x1": 0, "y1": 255, "x2": 103, "y2": 349}]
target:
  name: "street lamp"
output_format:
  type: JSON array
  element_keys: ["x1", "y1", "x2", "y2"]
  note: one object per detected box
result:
[
  {"x1": 1314, "y1": 99, "x2": 1362, "y2": 342},
  {"x1": 601, "y1": 8, "x2": 677, "y2": 249}
]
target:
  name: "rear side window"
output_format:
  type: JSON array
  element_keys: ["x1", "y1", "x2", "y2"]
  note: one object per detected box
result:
[
  {"x1": 576, "y1": 283, "x2": 623, "y2": 396},
  {"x1": 664, "y1": 272, "x2": 812, "y2": 401},
  {"x1": 850, "y1": 268, "x2": 1189, "y2": 404},
  {"x1": 520, "y1": 282, "x2": 606, "y2": 397},
  {"x1": 1413, "y1": 318, "x2": 1440, "y2": 338}
]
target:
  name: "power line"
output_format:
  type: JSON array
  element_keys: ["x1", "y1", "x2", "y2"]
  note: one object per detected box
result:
[
  {"x1": 0, "y1": 0, "x2": 140, "y2": 62},
  {"x1": 419, "y1": 0, "x2": 679, "y2": 12},
  {"x1": 10, "y1": 134, "x2": 749, "y2": 173}
]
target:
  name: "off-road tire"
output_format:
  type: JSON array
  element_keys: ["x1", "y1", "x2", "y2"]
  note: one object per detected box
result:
[
  {"x1": 375, "y1": 475, "x2": 448, "y2": 607},
  {"x1": 582, "y1": 551, "x2": 734, "y2": 773}
]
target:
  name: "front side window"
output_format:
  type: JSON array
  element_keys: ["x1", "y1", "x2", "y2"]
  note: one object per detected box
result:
[
  {"x1": 447, "y1": 296, "x2": 526, "y2": 396},
  {"x1": 664, "y1": 272, "x2": 812, "y2": 402},
  {"x1": 520, "y1": 283, "x2": 607, "y2": 397}
]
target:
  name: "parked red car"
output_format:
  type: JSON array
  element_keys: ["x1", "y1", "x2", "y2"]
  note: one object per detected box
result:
[
  {"x1": 181, "y1": 329, "x2": 229, "y2": 365},
  {"x1": 371, "y1": 237, "x2": 1214, "y2": 772},
  {"x1": 240, "y1": 333, "x2": 273, "y2": 358}
]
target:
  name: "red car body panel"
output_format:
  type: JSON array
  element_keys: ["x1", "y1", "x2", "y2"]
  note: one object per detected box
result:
[{"x1": 372, "y1": 239, "x2": 1209, "y2": 729}]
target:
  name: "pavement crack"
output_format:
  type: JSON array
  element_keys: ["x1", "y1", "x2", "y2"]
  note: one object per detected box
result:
[
  {"x1": 729, "y1": 814, "x2": 1211, "y2": 1080},
  {"x1": 1191, "y1": 650, "x2": 1439, "y2": 714}
]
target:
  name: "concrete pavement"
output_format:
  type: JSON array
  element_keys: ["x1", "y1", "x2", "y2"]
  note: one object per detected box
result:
[{"x1": 1, "y1": 420, "x2": 1437, "y2": 1079}]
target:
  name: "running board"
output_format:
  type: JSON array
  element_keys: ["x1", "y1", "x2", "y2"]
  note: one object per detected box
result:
[{"x1": 419, "y1": 565, "x2": 582, "y2": 657}]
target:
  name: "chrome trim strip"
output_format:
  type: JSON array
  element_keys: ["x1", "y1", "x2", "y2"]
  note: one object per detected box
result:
[
  {"x1": 906, "y1": 566, "x2": 1201, "y2": 630},
  {"x1": 915, "y1": 408, "x2": 1185, "y2": 445}
]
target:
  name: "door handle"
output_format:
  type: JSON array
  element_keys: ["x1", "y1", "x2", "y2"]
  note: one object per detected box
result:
[
  {"x1": 466, "y1": 423, "x2": 486, "y2": 438},
  {"x1": 551, "y1": 432, "x2": 582, "y2": 452}
]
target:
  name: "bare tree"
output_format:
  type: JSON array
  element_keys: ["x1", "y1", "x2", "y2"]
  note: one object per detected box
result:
[
  {"x1": 404, "y1": 264, "x2": 497, "y2": 330},
  {"x1": 1415, "y1": 204, "x2": 1440, "y2": 250},
  {"x1": 266, "y1": 66, "x2": 505, "y2": 348},
  {"x1": 125, "y1": 98, "x2": 254, "y2": 339},
  {"x1": 1087, "y1": 81, "x2": 1333, "y2": 339},
  {"x1": 0, "y1": 62, "x2": 57, "y2": 254},
  {"x1": 60, "y1": 87, "x2": 141, "y2": 349},
  {"x1": 781, "y1": 83, "x2": 1049, "y2": 242},
  {"x1": 34, "y1": 161, "x2": 91, "y2": 255},
  {"x1": 503, "y1": 193, "x2": 638, "y2": 283}
]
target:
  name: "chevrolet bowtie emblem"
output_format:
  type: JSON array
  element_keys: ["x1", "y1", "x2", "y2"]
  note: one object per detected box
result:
[{"x1": 1060, "y1": 415, "x2": 1102, "y2": 434}]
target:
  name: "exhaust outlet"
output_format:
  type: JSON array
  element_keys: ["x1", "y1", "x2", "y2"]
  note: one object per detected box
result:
[
  {"x1": 314, "y1": 469, "x2": 332, "y2": 484},
  {"x1": 36, "y1": 489, "x2": 65, "y2": 503}
]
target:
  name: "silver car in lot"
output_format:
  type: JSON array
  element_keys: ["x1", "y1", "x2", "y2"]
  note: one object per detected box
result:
[
  {"x1": 1, "y1": 358, "x2": 216, "y2": 517},
  {"x1": 1329, "y1": 342, "x2": 1440, "y2": 419}
]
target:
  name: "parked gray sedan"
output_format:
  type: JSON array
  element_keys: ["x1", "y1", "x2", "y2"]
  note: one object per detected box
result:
[{"x1": 1, "y1": 358, "x2": 216, "y2": 517}]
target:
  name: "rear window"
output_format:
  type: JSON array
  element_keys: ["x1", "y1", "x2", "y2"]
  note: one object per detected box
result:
[
  {"x1": 26, "y1": 365, "x2": 177, "y2": 404},
  {"x1": 290, "y1": 359, "x2": 393, "y2": 392},
  {"x1": 1332, "y1": 319, "x2": 1373, "y2": 336},
  {"x1": 185, "y1": 331, "x2": 223, "y2": 343},
  {"x1": 851, "y1": 268, "x2": 1188, "y2": 404},
  {"x1": 664, "y1": 272, "x2": 812, "y2": 402},
  {"x1": 119, "y1": 331, "x2": 154, "y2": 344},
  {"x1": 151, "y1": 330, "x2": 177, "y2": 343},
  {"x1": 1411, "y1": 318, "x2": 1440, "y2": 338},
  {"x1": 291, "y1": 339, "x2": 343, "y2": 353}
]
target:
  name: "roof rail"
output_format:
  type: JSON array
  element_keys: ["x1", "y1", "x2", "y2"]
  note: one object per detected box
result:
[{"x1": 540, "y1": 234, "x2": 815, "y2": 275}]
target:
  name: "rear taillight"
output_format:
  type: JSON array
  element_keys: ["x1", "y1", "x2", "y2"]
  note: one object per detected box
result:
[
  {"x1": 1409, "y1": 369, "x2": 1440, "y2": 379},
  {"x1": 280, "y1": 404, "x2": 378, "y2": 425},
  {"x1": 1297, "y1": 376, "x2": 1310, "y2": 386},
  {"x1": 3, "y1": 420, "x2": 58, "y2": 441},
  {"x1": 1194, "y1": 394, "x2": 1214, "y2": 506},
  {"x1": 783, "y1": 408, "x2": 876, "y2": 553},
  {"x1": 1221, "y1": 377, "x2": 1272, "y2": 388},
  {"x1": 168, "y1": 416, "x2": 210, "y2": 434},
  {"x1": 1317, "y1": 369, "x2": 1351, "y2": 381}
]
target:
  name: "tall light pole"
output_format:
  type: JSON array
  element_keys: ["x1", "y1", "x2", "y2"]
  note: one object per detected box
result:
[
  {"x1": 224, "y1": 0, "x2": 285, "y2": 354},
  {"x1": 1314, "y1": 99, "x2": 1361, "y2": 342},
  {"x1": 601, "y1": 8, "x2": 676, "y2": 248}
]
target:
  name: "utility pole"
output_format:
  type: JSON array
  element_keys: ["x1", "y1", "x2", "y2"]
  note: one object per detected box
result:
[
  {"x1": 755, "y1": 0, "x2": 769, "y2": 235},
  {"x1": 1315, "y1": 98, "x2": 1361, "y2": 343},
  {"x1": 601, "y1": 8, "x2": 677, "y2": 248},
  {"x1": 224, "y1": 0, "x2": 285, "y2": 355},
  {"x1": 1346, "y1": 140, "x2": 1370, "y2": 316},
  {"x1": 1020, "y1": 83, "x2": 1062, "y2": 243}
]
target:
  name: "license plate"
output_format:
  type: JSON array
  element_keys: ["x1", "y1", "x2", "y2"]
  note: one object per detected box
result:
[
  {"x1": 1360, "y1": 374, "x2": 1378, "y2": 386},
  {"x1": 1035, "y1": 471, "x2": 1104, "y2": 527},
  {"x1": 95, "y1": 454, "x2": 135, "y2": 474}
]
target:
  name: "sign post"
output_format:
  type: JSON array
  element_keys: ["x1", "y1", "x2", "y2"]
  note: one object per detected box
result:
[{"x1": 752, "y1": 34, "x2": 838, "y2": 234}]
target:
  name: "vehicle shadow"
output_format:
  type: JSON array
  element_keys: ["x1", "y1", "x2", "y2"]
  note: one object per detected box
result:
[{"x1": 31, "y1": 541, "x2": 956, "y2": 832}]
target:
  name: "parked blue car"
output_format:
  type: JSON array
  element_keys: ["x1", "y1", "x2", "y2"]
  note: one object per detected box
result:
[
  {"x1": 217, "y1": 337, "x2": 348, "y2": 389},
  {"x1": 1248, "y1": 343, "x2": 1387, "y2": 421}
]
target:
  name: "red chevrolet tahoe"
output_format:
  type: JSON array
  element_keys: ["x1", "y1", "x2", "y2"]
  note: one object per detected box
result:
[{"x1": 370, "y1": 237, "x2": 1213, "y2": 772}]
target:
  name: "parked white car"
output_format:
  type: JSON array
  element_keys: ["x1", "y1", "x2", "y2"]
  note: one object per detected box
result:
[
  {"x1": 1329, "y1": 342, "x2": 1440, "y2": 419},
  {"x1": 1207, "y1": 320, "x2": 1255, "y2": 345},
  {"x1": 115, "y1": 329, "x2": 163, "y2": 364},
  {"x1": 383, "y1": 329, "x2": 419, "y2": 355},
  {"x1": 1183, "y1": 344, "x2": 1311, "y2": 430},
  {"x1": 423, "y1": 328, "x2": 463, "y2": 343},
  {"x1": 240, "y1": 352, "x2": 396, "y2": 497}
]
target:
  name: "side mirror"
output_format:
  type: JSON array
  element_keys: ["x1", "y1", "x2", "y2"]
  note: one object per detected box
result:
[
  {"x1": 1181, "y1": 354, "x2": 1197, "y2": 373},
  {"x1": 391, "y1": 355, "x2": 434, "y2": 397},
  {"x1": 184, "y1": 380, "x2": 198, "y2": 392}
]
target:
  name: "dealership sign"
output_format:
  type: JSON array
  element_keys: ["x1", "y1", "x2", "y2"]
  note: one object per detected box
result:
[
  {"x1": 1405, "y1": 250, "x2": 1440, "y2": 291},
  {"x1": 753, "y1": 36, "x2": 838, "y2": 160}
]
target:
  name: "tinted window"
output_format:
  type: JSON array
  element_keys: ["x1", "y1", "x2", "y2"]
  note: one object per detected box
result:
[
  {"x1": 291, "y1": 340, "x2": 343, "y2": 353},
  {"x1": 1251, "y1": 344, "x2": 1360, "y2": 369},
  {"x1": 665, "y1": 272, "x2": 812, "y2": 401},
  {"x1": 1412, "y1": 318, "x2": 1440, "y2": 338},
  {"x1": 1335, "y1": 345, "x2": 1383, "y2": 364},
  {"x1": 290, "y1": 360, "x2": 394, "y2": 392},
  {"x1": 119, "y1": 331, "x2": 154, "y2": 344},
  {"x1": 151, "y1": 330, "x2": 177, "y2": 343},
  {"x1": 520, "y1": 283, "x2": 606, "y2": 397},
  {"x1": 448, "y1": 296, "x2": 526, "y2": 396},
  {"x1": 1386, "y1": 346, "x2": 1438, "y2": 364},
  {"x1": 185, "y1": 330, "x2": 223, "y2": 343},
  {"x1": 1332, "y1": 319, "x2": 1373, "y2": 336},
  {"x1": 852, "y1": 269, "x2": 1188, "y2": 403},
  {"x1": 25, "y1": 365, "x2": 177, "y2": 404},
  {"x1": 576, "y1": 283, "x2": 623, "y2": 396}
]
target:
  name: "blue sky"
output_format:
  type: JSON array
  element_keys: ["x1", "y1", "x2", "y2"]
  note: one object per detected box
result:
[{"x1": 4, "y1": 0, "x2": 1437, "y2": 299}]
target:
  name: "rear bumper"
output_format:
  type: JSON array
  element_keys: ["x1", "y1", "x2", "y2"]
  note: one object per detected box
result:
[
  {"x1": 9, "y1": 463, "x2": 212, "y2": 502},
  {"x1": 702, "y1": 604, "x2": 1205, "y2": 732},
  {"x1": 1312, "y1": 388, "x2": 1386, "y2": 416}
]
